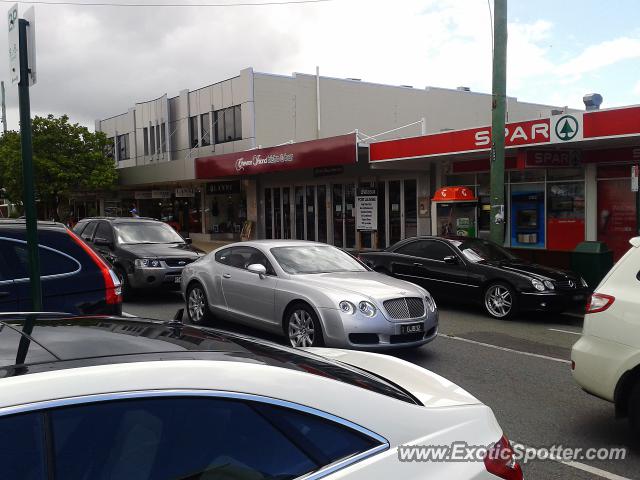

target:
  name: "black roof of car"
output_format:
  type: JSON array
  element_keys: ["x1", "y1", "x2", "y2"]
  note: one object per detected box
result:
[
  {"x1": 0, "y1": 219, "x2": 66, "y2": 229},
  {"x1": 77, "y1": 216, "x2": 159, "y2": 223},
  {"x1": 0, "y1": 314, "x2": 419, "y2": 404}
]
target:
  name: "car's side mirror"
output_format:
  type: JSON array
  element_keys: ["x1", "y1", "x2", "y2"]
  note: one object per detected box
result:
[
  {"x1": 94, "y1": 238, "x2": 114, "y2": 249},
  {"x1": 247, "y1": 263, "x2": 267, "y2": 279},
  {"x1": 443, "y1": 255, "x2": 459, "y2": 265},
  {"x1": 184, "y1": 237, "x2": 193, "y2": 245}
]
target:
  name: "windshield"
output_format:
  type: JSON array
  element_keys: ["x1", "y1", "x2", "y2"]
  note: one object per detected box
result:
[
  {"x1": 450, "y1": 238, "x2": 517, "y2": 263},
  {"x1": 270, "y1": 246, "x2": 367, "y2": 274},
  {"x1": 114, "y1": 223, "x2": 185, "y2": 245}
]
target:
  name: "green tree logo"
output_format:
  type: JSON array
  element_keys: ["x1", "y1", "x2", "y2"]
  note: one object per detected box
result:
[{"x1": 555, "y1": 115, "x2": 579, "y2": 141}]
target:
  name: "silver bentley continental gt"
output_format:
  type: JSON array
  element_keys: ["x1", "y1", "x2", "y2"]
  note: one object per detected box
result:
[{"x1": 181, "y1": 240, "x2": 438, "y2": 349}]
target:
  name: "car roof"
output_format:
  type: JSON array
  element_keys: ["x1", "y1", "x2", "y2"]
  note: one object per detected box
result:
[
  {"x1": 78, "y1": 216, "x2": 159, "y2": 224},
  {"x1": 0, "y1": 314, "x2": 418, "y2": 405},
  {"x1": 0, "y1": 219, "x2": 66, "y2": 229}
]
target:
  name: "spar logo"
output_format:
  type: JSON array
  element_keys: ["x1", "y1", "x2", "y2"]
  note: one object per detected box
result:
[{"x1": 555, "y1": 115, "x2": 579, "y2": 141}]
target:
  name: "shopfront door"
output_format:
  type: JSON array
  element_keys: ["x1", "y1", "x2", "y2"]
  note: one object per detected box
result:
[{"x1": 332, "y1": 183, "x2": 356, "y2": 249}]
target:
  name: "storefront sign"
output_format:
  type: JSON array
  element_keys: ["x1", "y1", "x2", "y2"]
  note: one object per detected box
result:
[
  {"x1": 632, "y1": 165, "x2": 639, "y2": 193},
  {"x1": 151, "y1": 190, "x2": 172, "y2": 199},
  {"x1": 134, "y1": 191, "x2": 152, "y2": 200},
  {"x1": 175, "y1": 187, "x2": 195, "y2": 198},
  {"x1": 206, "y1": 181, "x2": 241, "y2": 195},
  {"x1": 523, "y1": 150, "x2": 582, "y2": 168},
  {"x1": 196, "y1": 133, "x2": 357, "y2": 179},
  {"x1": 313, "y1": 165, "x2": 344, "y2": 177},
  {"x1": 356, "y1": 193, "x2": 377, "y2": 231}
]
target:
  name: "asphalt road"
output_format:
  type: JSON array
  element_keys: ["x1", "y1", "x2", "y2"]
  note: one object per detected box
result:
[{"x1": 123, "y1": 293, "x2": 638, "y2": 480}]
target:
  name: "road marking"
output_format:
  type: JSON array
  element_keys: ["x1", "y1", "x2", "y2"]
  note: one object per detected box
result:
[
  {"x1": 122, "y1": 311, "x2": 135, "y2": 317},
  {"x1": 517, "y1": 443, "x2": 632, "y2": 480},
  {"x1": 439, "y1": 334, "x2": 571, "y2": 364},
  {"x1": 548, "y1": 328, "x2": 581, "y2": 336}
]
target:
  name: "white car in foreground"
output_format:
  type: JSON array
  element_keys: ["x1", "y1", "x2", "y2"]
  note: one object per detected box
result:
[
  {"x1": 572, "y1": 237, "x2": 640, "y2": 436},
  {"x1": 0, "y1": 313, "x2": 522, "y2": 479}
]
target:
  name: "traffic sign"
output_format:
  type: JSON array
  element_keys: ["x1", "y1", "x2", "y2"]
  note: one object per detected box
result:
[
  {"x1": 24, "y1": 6, "x2": 36, "y2": 85},
  {"x1": 8, "y1": 3, "x2": 19, "y2": 84}
]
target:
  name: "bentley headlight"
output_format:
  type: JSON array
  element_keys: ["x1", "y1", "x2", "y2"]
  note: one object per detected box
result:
[
  {"x1": 425, "y1": 295, "x2": 437, "y2": 313},
  {"x1": 531, "y1": 279, "x2": 545, "y2": 291},
  {"x1": 339, "y1": 301, "x2": 356, "y2": 314},
  {"x1": 543, "y1": 280, "x2": 555, "y2": 290},
  {"x1": 358, "y1": 301, "x2": 377, "y2": 317}
]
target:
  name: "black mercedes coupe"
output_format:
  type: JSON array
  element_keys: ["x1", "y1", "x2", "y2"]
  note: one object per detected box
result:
[{"x1": 359, "y1": 236, "x2": 590, "y2": 319}]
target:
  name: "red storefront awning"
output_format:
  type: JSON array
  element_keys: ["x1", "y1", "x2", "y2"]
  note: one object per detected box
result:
[{"x1": 195, "y1": 133, "x2": 357, "y2": 179}]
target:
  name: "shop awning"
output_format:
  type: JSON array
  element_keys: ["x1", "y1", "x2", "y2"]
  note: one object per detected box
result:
[{"x1": 195, "y1": 133, "x2": 357, "y2": 179}]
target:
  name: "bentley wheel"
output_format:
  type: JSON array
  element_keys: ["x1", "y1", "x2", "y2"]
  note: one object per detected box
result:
[
  {"x1": 484, "y1": 283, "x2": 517, "y2": 319},
  {"x1": 186, "y1": 283, "x2": 213, "y2": 325},
  {"x1": 286, "y1": 304, "x2": 323, "y2": 348}
]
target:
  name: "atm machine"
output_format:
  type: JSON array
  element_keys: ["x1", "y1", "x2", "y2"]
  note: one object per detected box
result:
[{"x1": 431, "y1": 186, "x2": 478, "y2": 237}]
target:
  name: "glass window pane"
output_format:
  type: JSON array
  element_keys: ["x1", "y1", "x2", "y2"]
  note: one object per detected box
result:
[
  {"x1": 295, "y1": 187, "x2": 305, "y2": 240},
  {"x1": 51, "y1": 397, "x2": 318, "y2": 480},
  {"x1": 274, "y1": 188, "x2": 282, "y2": 239},
  {"x1": 234, "y1": 105, "x2": 242, "y2": 140},
  {"x1": 546, "y1": 167, "x2": 584, "y2": 181},
  {"x1": 264, "y1": 188, "x2": 273, "y2": 239},
  {"x1": 215, "y1": 111, "x2": 224, "y2": 144},
  {"x1": 306, "y1": 186, "x2": 316, "y2": 241},
  {"x1": 377, "y1": 182, "x2": 386, "y2": 249},
  {"x1": 155, "y1": 128, "x2": 160, "y2": 154},
  {"x1": 224, "y1": 108, "x2": 235, "y2": 142},
  {"x1": 332, "y1": 184, "x2": 344, "y2": 247},
  {"x1": 283, "y1": 188, "x2": 291, "y2": 239},
  {"x1": 149, "y1": 126, "x2": 156, "y2": 154},
  {"x1": 143, "y1": 127, "x2": 149, "y2": 155},
  {"x1": 189, "y1": 116, "x2": 199, "y2": 148},
  {"x1": 388, "y1": 181, "x2": 401, "y2": 245},
  {"x1": 0, "y1": 413, "x2": 46, "y2": 479},
  {"x1": 404, "y1": 179, "x2": 417, "y2": 239},
  {"x1": 345, "y1": 184, "x2": 356, "y2": 249},
  {"x1": 161, "y1": 123, "x2": 167, "y2": 153},
  {"x1": 317, "y1": 185, "x2": 327, "y2": 243},
  {"x1": 200, "y1": 113, "x2": 210, "y2": 146}
]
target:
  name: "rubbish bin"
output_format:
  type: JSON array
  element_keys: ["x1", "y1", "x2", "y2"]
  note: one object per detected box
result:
[{"x1": 571, "y1": 241, "x2": 614, "y2": 290}]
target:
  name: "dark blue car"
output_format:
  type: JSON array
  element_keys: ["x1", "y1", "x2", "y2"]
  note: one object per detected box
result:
[{"x1": 0, "y1": 220, "x2": 122, "y2": 315}]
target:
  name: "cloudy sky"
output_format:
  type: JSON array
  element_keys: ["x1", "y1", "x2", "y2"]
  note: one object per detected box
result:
[{"x1": 1, "y1": 0, "x2": 639, "y2": 130}]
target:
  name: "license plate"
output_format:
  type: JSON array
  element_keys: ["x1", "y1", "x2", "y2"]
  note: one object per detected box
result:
[
  {"x1": 401, "y1": 323, "x2": 424, "y2": 334},
  {"x1": 174, "y1": 276, "x2": 182, "y2": 284}
]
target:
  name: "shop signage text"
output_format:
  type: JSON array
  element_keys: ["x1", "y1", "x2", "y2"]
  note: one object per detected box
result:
[
  {"x1": 356, "y1": 193, "x2": 377, "y2": 231},
  {"x1": 313, "y1": 165, "x2": 344, "y2": 177},
  {"x1": 134, "y1": 191, "x2": 152, "y2": 200},
  {"x1": 524, "y1": 150, "x2": 582, "y2": 168},
  {"x1": 206, "y1": 181, "x2": 241, "y2": 195},
  {"x1": 195, "y1": 133, "x2": 357, "y2": 179},
  {"x1": 175, "y1": 187, "x2": 195, "y2": 198},
  {"x1": 152, "y1": 190, "x2": 172, "y2": 199}
]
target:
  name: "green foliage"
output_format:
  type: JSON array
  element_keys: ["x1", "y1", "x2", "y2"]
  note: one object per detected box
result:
[{"x1": 0, "y1": 114, "x2": 117, "y2": 217}]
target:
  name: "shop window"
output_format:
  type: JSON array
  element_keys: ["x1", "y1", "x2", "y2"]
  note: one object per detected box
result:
[
  {"x1": 345, "y1": 184, "x2": 356, "y2": 249},
  {"x1": 377, "y1": 181, "x2": 386, "y2": 249},
  {"x1": 116, "y1": 133, "x2": 130, "y2": 161},
  {"x1": 214, "y1": 106, "x2": 242, "y2": 144},
  {"x1": 404, "y1": 179, "x2": 417, "y2": 238},
  {"x1": 274, "y1": 188, "x2": 282, "y2": 239},
  {"x1": 105, "y1": 138, "x2": 115, "y2": 160},
  {"x1": 143, "y1": 127, "x2": 149, "y2": 155},
  {"x1": 317, "y1": 185, "x2": 327, "y2": 244},
  {"x1": 510, "y1": 170, "x2": 545, "y2": 183},
  {"x1": 295, "y1": 187, "x2": 305, "y2": 240},
  {"x1": 306, "y1": 186, "x2": 316, "y2": 241},
  {"x1": 200, "y1": 113, "x2": 210, "y2": 146},
  {"x1": 283, "y1": 188, "x2": 291, "y2": 239},
  {"x1": 547, "y1": 167, "x2": 584, "y2": 181},
  {"x1": 332, "y1": 184, "x2": 344, "y2": 247},
  {"x1": 389, "y1": 181, "x2": 401, "y2": 245},
  {"x1": 150, "y1": 126, "x2": 156, "y2": 155},
  {"x1": 189, "y1": 116, "x2": 199, "y2": 148}
]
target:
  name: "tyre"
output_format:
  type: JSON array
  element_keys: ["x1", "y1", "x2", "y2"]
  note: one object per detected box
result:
[
  {"x1": 483, "y1": 282, "x2": 517, "y2": 319},
  {"x1": 186, "y1": 283, "x2": 214, "y2": 325},
  {"x1": 285, "y1": 303, "x2": 324, "y2": 348},
  {"x1": 629, "y1": 381, "x2": 640, "y2": 438},
  {"x1": 115, "y1": 266, "x2": 134, "y2": 301}
]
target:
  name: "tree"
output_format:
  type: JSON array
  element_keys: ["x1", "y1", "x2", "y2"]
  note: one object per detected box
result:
[{"x1": 0, "y1": 114, "x2": 117, "y2": 221}]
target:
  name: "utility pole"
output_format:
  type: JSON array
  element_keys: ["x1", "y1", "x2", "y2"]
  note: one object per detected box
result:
[
  {"x1": 1, "y1": 81, "x2": 6, "y2": 134},
  {"x1": 490, "y1": 0, "x2": 507, "y2": 244},
  {"x1": 17, "y1": 14, "x2": 42, "y2": 312}
]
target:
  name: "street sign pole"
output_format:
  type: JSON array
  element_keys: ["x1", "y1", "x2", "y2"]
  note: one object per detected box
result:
[
  {"x1": 17, "y1": 17, "x2": 42, "y2": 312},
  {"x1": 490, "y1": 0, "x2": 507, "y2": 244}
]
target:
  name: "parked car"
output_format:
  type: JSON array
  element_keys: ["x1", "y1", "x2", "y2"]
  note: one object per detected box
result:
[
  {"x1": 359, "y1": 236, "x2": 590, "y2": 319},
  {"x1": 73, "y1": 217, "x2": 204, "y2": 298},
  {"x1": 0, "y1": 312, "x2": 522, "y2": 480},
  {"x1": 572, "y1": 236, "x2": 640, "y2": 436},
  {"x1": 0, "y1": 219, "x2": 122, "y2": 315},
  {"x1": 182, "y1": 240, "x2": 438, "y2": 349}
]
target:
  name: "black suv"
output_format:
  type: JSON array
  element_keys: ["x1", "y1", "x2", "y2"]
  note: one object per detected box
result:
[
  {"x1": 73, "y1": 217, "x2": 204, "y2": 298},
  {"x1": 0, "y1": 219, "x2": 122, "y2": 314}
]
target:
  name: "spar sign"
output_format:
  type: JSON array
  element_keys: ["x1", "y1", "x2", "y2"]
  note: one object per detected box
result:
[{"x1": 370, "y1": 113, "x2": 586, "y2": 162}]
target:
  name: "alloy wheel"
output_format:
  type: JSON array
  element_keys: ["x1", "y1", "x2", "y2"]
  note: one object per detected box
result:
[
  {"x1": 188, "y1": 287, "x2": 206, "y2": 324},
  {"x1": 485, "y1": 285, "x2": 513, "y2": 318},
  {"x1": 288, "y1": 309, "x2": 316, "y2": 347}
]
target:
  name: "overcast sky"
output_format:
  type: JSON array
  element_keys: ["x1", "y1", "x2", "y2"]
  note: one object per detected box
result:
[{"x1": 1, "y1": 0, "x2": 639, "y2": 130}]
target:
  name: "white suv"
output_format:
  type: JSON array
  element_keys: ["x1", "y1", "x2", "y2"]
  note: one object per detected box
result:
[{"x1": 572, "y1": 237, "x2": 640, "y2": 436}]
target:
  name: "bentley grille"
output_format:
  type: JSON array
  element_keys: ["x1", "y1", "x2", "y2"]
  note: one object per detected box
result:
[{"x1": 383, "y1": 297, "x2": 425, "y2": 319}]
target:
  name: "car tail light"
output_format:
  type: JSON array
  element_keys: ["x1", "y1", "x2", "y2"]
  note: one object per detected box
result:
[
  {"x1": 585, "y1": 293, "x2": 615, "y2": 314},
  {"x1": 67, "y1": 230, "x2": 122, "y2": 305},
  {"x1": 484, "y1": 435, "x2": 523, "y2": 480}
]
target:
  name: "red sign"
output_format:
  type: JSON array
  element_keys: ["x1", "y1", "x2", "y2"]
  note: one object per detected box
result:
[
  {"x1": 584, "y1": 106, "x2": 640, "y2": 139},
  {"x1": 195, "y1": 133, "x2": 357, "y2": 179},
  {"x1": 521, "y1": 150, "x2": 581, "y2": 168},
  {"x1": 432, "y1": 186, "x2": 477, "y2": 202},
  {"x1": 582, "y1": 146, "x2": 640, "y2": 164}
]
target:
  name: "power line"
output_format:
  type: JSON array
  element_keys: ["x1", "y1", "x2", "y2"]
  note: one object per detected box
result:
[{"x1": 0, "y1": 0, "x2": 333, "y2": 7}]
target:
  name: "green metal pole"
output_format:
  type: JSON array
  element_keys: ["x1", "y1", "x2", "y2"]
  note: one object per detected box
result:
[
  {"x1": 490, "y1": 0, "x2": 507, "y2": 244},
  {"x1": 18, "y1": 18, "x2": 42, "y2": 313}
]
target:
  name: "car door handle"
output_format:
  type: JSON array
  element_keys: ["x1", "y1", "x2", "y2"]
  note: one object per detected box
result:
[{"x1": 223, "y1": 273, "x2": 231, "y2": 279}]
